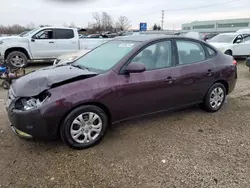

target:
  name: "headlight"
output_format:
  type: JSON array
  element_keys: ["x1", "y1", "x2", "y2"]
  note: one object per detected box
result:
[
  {"x1": 16, "y1": 91, "x2": 50, "y2": 111},
  {"x1": 0, "y1": 41, "x2": 3, "y2": 44}
]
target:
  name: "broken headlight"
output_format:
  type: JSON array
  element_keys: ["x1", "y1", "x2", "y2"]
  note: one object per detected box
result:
[{"x1": 15, "y1": 91, "x2": 50, "y2": 111}]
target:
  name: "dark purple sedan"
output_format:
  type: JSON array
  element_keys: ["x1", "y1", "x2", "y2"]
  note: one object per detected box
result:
[{"x1": 6, "y1": 35, "x2": 237, "y2": 149}]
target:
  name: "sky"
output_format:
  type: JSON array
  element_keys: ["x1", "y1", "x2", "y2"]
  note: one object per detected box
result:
[{"x1": 0, "y1": 0, "x2": 249, "y2": 29}]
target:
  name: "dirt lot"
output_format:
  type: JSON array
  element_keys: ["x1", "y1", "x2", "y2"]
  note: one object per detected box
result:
[{"x1": 0, "y1": 62, "x2": 250, "y2": 188}]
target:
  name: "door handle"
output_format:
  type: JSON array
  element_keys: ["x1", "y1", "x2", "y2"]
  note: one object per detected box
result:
[
  {"x1": 49, "y1": 41, "x2": 54, "y2": 43},
  {"x1": 206, "y1": 69, "x2": 213, "y2": 76},
  {"x1": 164, "y1": 76, "x2": 176, "y2": 84}
]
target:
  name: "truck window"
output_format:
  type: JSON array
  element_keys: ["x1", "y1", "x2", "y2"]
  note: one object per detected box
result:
[
  {"x1": 34, "y1": 29, "x2": 53, "y2": 39},
  {"x1": 54, "y1": 29, "x2": 74, "y2": 39}
]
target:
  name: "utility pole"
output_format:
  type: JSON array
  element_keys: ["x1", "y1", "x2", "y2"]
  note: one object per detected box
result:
[{"x1": 161, "y1": 10, "x2": 164, "y2": 31}]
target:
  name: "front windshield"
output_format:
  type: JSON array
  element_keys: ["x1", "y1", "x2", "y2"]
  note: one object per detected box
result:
[
  {"x1": 209, "y1": 34, "x2": 237, "y2": 43},
  {"x1": 73, "y1": 40, "x2": 139, "y2": 72},
  {"x1": 21, "y1": 28, "x2": 41, "y2": 37}
]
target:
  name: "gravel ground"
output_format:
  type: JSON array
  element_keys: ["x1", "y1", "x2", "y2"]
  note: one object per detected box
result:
[{"x1": 0, "y1": 62, "x2": 249, "y2": 188}]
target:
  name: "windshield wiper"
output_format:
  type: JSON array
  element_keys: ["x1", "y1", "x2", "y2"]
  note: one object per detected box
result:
[{"x1": 71, "y1": 64, "x2": 90, "y2": 71}]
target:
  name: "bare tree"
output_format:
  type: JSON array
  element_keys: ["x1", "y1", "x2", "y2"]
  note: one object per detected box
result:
[
  {"x1": 0, "y1": 24, "x2": 29, "y2": 35},
  {"x1": 116, "y1": 16, "x2": 131, "y2": 31},
  {"x1": 69, "y1": 22, "x2": 76, "y2": 28},
  {"x1": 63, "y1": 22, "x2": 69, "y2": 27},
  {"x1": 92, "y1": 12, "x2": 102, "y2": 32},
  {"x1": 101, "y1": 12, "x2": 113, "y2": 31}
]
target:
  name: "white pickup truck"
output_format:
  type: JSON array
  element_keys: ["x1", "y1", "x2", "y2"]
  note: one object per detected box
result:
[{"x1": 0, "y1": 27, "x2": 110, "y2": 67}]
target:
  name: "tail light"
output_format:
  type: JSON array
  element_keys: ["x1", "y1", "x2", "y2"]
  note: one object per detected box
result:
[{"x1": 233, "y1": 59, "x2": 237, "y2": 65}]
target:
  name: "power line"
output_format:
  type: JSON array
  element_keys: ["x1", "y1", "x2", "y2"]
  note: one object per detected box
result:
[
  {"x1": 163, "y1": 0, "x2": 241, "y2": 11},
  {"x1": 142, "y1": 0, "x2": 241, "y2": 16}
]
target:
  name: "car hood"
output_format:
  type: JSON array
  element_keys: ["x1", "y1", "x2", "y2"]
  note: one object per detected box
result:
[
  {"x1": 208, "y1": 42, "x2": 232, "y2": 48},
  {"x1": 11, "y1": 65, "x2": 98, "y2": 97},
  {"x1": 0, "y1": 36, "x2": 29, "y2": 42}
]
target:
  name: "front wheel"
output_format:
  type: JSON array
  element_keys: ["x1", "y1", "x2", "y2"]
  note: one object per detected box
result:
[
  {"x1": 225, "y1": 50, "x2": 232, "y2": 56},
  {"x1": 201, "y1": 83, "x2": 226, "y2": 112},
  {"x1": 6, "y1": 51, "x2": 28, "y2": 68},
  {"x1": 60, "y1": 105, "x2": 108, "y2": 149}
]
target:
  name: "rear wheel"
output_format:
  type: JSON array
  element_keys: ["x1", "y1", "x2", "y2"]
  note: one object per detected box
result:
[
  {"x1": 6, "y1": 51, "x2": 28, "y2": 68},
  {"x1": 60, "y1": 105, "x2": 108, "y2": 149},
  {"x1": 201, "y1": 83, "x2": 226, "y2": 112}
]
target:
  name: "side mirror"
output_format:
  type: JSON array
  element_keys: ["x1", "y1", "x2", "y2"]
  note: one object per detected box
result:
[
  {"x1": 246, "y1": 57, "x2": 250, "y2": 67},
  {"x1": 235, "y1": 39, "x2": 242, "y2": 44},
  {"x1": 124, "y1": 62, "x2": 146, "y2": 74},
  {"x1": 31, "y1": 35, "x2": 36, "y2": 42}
]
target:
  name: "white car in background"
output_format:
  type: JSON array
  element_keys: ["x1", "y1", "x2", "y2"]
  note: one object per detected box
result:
[
  {"x1": 208, "y1": 33, "x2": 250, "y2": 57},
  {"x1": 53, "y1": 38, "x2": 113, "y2": 65},
  {"x1": 53, "y1": 49, "x2": 90, "y2": 65},
  {"x1": 236, "y1": 28, "x2": 250, "y2": 34}
]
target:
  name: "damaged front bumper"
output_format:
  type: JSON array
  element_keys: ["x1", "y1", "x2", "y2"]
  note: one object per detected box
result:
[{"x1": 6, "y1": 88, "x2": 58, "y2": 140}]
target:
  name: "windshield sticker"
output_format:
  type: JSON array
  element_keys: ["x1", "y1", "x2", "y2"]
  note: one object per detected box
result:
[{"x1": 118, "y1": 43, "x2": 134, "y2": 48}]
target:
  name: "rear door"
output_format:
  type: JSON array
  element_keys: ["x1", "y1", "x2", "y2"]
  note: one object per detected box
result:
[
  {"x1": 173, "y1": 39, "x2": 216, "y2": 105},
  {"x1": 30, "y1": 29, "x2": 57, "y2": 59},
  {"x1": 53, "y1": 29, "x2": 79, "y2": 57}
]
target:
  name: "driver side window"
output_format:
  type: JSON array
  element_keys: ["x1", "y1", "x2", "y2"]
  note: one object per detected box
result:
[
  {"x1": 34, "y1": 29, "x2": 53, "y2": 39},
  {"x1": 233, "y1": 35, "x2": 243, "y2": 43},
  {"x1": 130, "y1": 41, "x2": 172, "y2": 71}
]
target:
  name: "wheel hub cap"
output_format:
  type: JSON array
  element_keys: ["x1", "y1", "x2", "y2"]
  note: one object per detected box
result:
[{"x1": 70, "y1": 112, "x2": 103, "y2": 144}]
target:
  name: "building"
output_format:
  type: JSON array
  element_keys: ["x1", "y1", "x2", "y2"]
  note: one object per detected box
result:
[{"x1": 182, "y1": 18, "x2": 250, "y2": 33}]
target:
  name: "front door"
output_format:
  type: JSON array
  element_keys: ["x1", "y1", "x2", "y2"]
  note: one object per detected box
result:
[
  {"x1": 113, "y1": 40, "x2": 179, "y2": 121},
  {"x1": 30, "y1": 29, "x2": 57, "y2": 59},
  {"x1": 233, "y1": 35, "x2": 250, "y2": 56}
]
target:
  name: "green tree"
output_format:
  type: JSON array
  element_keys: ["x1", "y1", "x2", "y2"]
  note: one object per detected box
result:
[{"x1": 153, "y1": 24, "x2": 158, "y2": 30}]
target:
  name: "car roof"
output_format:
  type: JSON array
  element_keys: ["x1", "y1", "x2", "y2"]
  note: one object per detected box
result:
[
  {"x1": 218, "y1": 33, "x2": 239, "y2": 36},
  {"x1": 113, "y1": 34, "x2": 175, "y2": 42}
]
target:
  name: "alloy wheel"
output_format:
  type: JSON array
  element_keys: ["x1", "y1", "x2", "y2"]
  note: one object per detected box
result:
[
  {"x1": 209, "y1": 87, "x2": 225, "y2": 109},
  {"x1": 11, "y1": 55, "x2": 25, "y2": 67}
]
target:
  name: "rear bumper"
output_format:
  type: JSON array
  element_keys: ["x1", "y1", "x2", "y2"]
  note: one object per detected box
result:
[{"x1": 227, "y1": 66, "x2": 237, "y2": 94}]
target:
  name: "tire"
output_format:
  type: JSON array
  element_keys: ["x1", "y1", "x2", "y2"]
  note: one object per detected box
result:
[
  {"x1": 225, "y1": 50, "x2": 232, "y2": 56},
  {"x1": 60, "y1": 105, "x2": 108, "y2": 149},
  {"x1": 6, "y1": 51, "x2": 28, "y2": 68},
  {"x1": 2, "y1": 80, "x2": 10, "y2": 90},
  {"x1": 201, "y1": 83, "x2": 226, "y2": 112}
]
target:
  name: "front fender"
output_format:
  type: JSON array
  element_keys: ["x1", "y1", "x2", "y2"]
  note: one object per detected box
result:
[{"x1": 1, "y1": 39, "x2": 32, "y2": 59}]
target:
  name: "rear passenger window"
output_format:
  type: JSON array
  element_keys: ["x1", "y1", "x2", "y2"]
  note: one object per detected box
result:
[
  {"x1": 176, "y1": 40, "x2": 205, "y2": 65},
  {"x1": 205, "y1": 46, "x2": 216, "y2": 57},
  {"x1": 55, "y1": 29, "x2": 74, "y2": 39}
]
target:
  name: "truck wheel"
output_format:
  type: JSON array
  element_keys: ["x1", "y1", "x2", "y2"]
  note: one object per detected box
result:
[
  {"x1": 6, "y1": 51, "x2": 28, "y2": 68},
  {"x1": 225, "y1": 50, "x2": 232, "y2": 56},
  {"x1": 2, "y1": 80, "x2": 10, "y2": 90}
]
